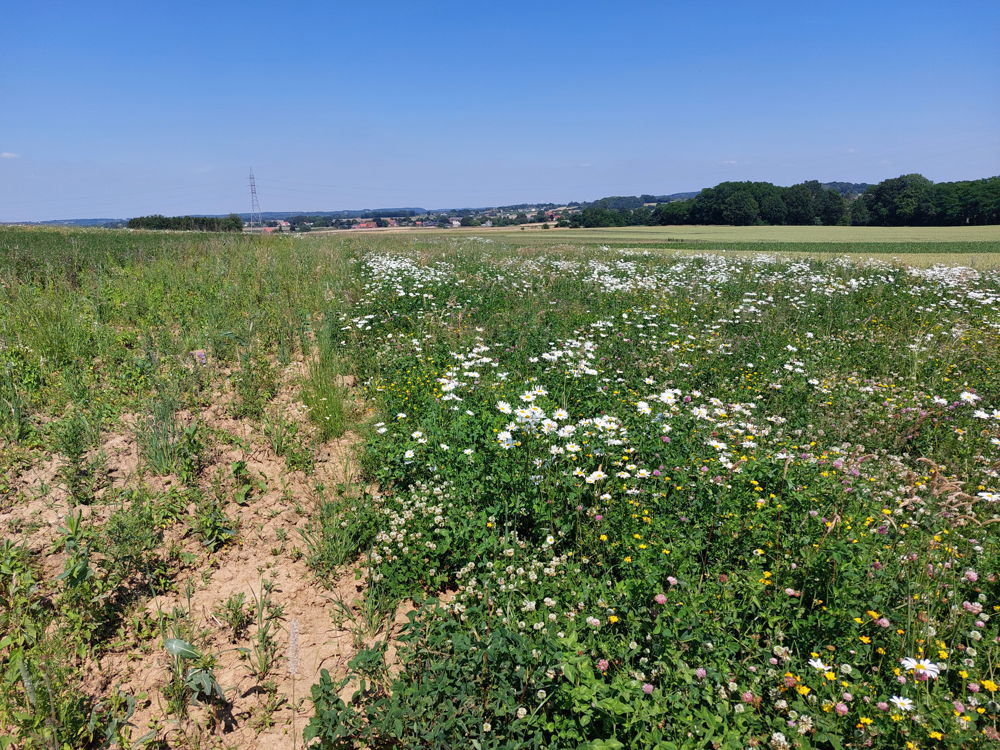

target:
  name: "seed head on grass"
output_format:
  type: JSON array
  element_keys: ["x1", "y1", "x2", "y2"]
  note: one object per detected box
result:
[{"x1": 287, "y1": 618, "x2": 300, "y2": 677}]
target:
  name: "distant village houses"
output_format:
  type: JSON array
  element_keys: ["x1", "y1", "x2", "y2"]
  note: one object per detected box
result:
[{"x1": 258, "y1": 220, "x2": 291, "y2": 233}]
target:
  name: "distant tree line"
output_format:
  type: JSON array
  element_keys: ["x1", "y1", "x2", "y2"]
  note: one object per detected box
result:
[
  {"x1": 356, "y1": 209, "x2": 416, "y2": 219},
  {"x1": 286, "y1": 215, "x2": 354, "y2": 229},
  {"x1": 127, "y1": 214, "x2": 243, "y2": 232},
  {"x1": 491, "y1": 212, "x2": 534, "y2": 226},
  {"x1": 490, "y1": 202, "x2": 557, "y2": 212},
  {"x1": 851, "y1": 175, "x2": 1000, "y2": 226},
  {"x1": 580, "y1": 194, "x2": 692, "y2": 212},
  {"x1": 563, "y1": 175, "x2": 1000, "y2": 228}
]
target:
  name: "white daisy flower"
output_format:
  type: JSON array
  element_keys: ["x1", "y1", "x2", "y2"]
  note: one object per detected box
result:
[{"x1": 890, "y1": 696, "x2": 914, "y2": 712}]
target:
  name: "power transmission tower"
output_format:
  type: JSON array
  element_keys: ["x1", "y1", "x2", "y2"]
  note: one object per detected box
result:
[{"x1": 248, "y1": 168, "x2": 263, "y2": 229}]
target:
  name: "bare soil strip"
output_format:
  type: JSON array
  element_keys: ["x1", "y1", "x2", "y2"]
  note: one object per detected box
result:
[{"x1": 1, "y1": 360, "x2": 390, "y2": 749}]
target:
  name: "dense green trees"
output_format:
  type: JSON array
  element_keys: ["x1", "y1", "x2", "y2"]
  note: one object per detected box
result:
[
  {"x1": 720, "y1": 190, "x2": 759, "y2": 225},
  {"x1": 568, "y1": 175, "x2": 998, "y2": 228},
  {"x1": 856, "y1": 175, "x2": 1000, "y2": 225},
  {"x1": 651, "y1": 200, "x2": 692, "y2": 225},
  {"x1": 861, "y1": 174, "x2": 934, "y2": 225},
  {"x1": 589, "y1": 196, "x2": 647, "y2": 211},
  {"x1": 127, "y1": 214, "x2": 243, "y2": 232}
]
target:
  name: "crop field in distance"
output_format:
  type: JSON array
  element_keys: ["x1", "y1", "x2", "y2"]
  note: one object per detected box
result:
[
  {"x1": 1, "y1": 225, "x2": 999, "y2": 749},
  {"x1": 481, "y1": 224, "x2": 1000, "y2": 244},
  {"x1": 357, "y1": 224, "x2": 1000, "y2": 267}
]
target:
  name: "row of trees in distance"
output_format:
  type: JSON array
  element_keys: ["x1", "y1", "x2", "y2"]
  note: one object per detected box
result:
[
  {"x1": 563, "y1": 175, "x2": 1000, "y2": 228},
  {"x1": 126, "y1": 214, "x2": 244, "y2": 232}
]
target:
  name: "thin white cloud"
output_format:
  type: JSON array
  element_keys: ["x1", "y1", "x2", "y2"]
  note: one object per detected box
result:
[
  {"x1": 719, "y1": 160, "x2": 738, "y2": 166},
  {"x1": 0, "y1": 152, "x2": 18, "y2": 159}
]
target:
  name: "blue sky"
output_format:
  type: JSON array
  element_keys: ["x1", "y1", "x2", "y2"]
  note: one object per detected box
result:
[{"x1": 1, "y1": 0, "x2": 998, "y2": 220}]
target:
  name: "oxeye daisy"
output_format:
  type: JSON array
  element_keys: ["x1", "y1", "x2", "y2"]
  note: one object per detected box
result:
[
  {"x1": 889, "y1": 696, "x2": 914, "y2": 712},
  {"x1": 900, "y1": 657, "x2": 941, "y2": 679}
]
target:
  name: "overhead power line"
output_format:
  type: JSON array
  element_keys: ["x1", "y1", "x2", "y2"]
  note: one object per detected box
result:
[{"x1": 248, "y1": 168, "x2": 263, "y2": 229}]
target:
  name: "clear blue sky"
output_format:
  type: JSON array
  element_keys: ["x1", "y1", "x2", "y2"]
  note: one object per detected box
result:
[{"x1": 2, "y1": 0, "x2": 998, "y2": 220}]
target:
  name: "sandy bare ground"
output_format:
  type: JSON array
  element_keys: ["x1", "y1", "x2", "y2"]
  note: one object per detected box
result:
[{"x1": 1, "y1": 359, "x2": 397, "y2": 749}]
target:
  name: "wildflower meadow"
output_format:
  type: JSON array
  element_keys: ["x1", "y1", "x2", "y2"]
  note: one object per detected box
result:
[{"x1": 307, "y1": 240, "x2": 1000, "y2": 749}]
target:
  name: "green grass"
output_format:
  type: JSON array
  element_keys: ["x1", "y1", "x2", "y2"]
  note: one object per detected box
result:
[
  {"x1": 2, "y1": 226, "x2": 999, "y2": 748},
  {"x1": 383, "y1": 223, "x2": 1000, "y2": 254},
  {"x1": 466, "y1": 222, "x2": 1000, "y2": 244},
  {"x1": 0, "y1": 226, "x2": 362, "y2": 746}
]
